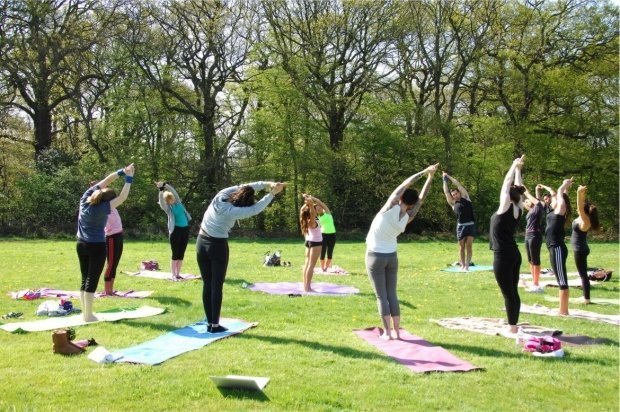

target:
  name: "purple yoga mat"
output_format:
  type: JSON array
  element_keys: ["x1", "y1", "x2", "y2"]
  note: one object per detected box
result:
[
  {"x1": 38, "y1": 289, "x2": 153, "y2": 299},
  {"x1": 354, "y1": 327, "x2": 482, "y2": 373},
  {"x1": 247, "y1": 282, "x2": 359, "y2": 296}
]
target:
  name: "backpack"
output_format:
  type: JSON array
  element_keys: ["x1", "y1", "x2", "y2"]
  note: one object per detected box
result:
[
  {"x1": 140, "y1": 260, "x2": 160, "y2": 271},
  {"x1": 588, "y1": 269, "x2": 612, "y2": 282},
  {"x1": 263, "y1": 251, "x2": 281, "y2": 267}
]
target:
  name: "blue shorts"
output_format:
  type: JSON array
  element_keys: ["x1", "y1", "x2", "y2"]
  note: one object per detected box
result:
[{"x1": 456, "y1": 223, "x2": 476, "y2": 241}]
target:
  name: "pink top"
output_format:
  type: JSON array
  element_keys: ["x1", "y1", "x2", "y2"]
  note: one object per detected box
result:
[
  {"x1": 104, "y1": 208, "x2": 123, "y2": 236},
  {"x1": 305, "y1": 221, "x2": 322, "y2": 242}
]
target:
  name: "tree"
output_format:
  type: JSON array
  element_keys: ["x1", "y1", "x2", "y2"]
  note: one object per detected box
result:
[
  {"x1": 262, "y1": 0, "x2": 394, "y2": 150},
  {"x1": 0, "y1": 0, "x2": 124, "y2": 159},
  {"x1": 124, "y1": 0, "x2": 256, "y2": 195}
]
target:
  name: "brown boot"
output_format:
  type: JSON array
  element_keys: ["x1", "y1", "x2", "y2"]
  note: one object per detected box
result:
[{"x1": 52, "y1": 329, "x2": 85, "y2": 355}]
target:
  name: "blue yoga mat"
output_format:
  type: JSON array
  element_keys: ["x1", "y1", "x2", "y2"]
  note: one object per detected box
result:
[
  {"x1": 112, "y1": 318, "x2": 256, "y2": 365},
  {"x1": 440, "y1": 265, "x2": 494, "y2": 273}
]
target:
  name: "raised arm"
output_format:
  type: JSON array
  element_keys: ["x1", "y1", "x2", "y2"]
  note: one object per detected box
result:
[
  {"x1": 408, "y1": 165, "x2": 438, "y2": 222},
  {"x1": 309, "y1": 195, "x2": 330, "y2": 214},
  {"x1": 535, "y1": 184, "x2": 543, "y2": 201},
  {"x1": 523, "y1": 186, "x2": 539, "y2": 205},
  {"x1": 381, "y1": 164, "x2": 437, "y2": 213},
  {"x1": 96, "y1": 167, "x2": 126, "y2": 189},
  {"x1": 442, "y1": 173, "x2": 455, "y2": 207},
  {"x1": 497, "y1": 155, "x2": 524, "y2": 214},
  {"x1": 538, "y1": 184, "x2": 556, "y2": 198},
  {"x1": 446, "y1": 174, "x2": 470, "y2": 201},
  {"x1": 110, "y1": 164, "x2": 135, "y2": 209},
  {"x1": 576, "y1": 185, "x2": 590, "y2": 231},
  {"x1": 553, "y1": 177, "x2": 574, "y2": 215}
]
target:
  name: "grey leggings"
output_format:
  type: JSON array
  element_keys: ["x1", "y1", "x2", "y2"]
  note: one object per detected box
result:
[{"x1": 365, "y1": 250, "x2": 399, "y2": 317}]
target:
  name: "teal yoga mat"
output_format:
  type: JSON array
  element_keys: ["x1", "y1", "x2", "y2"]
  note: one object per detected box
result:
[
  {"x1": 440, "y1": 265, "x2": 493, "y2": 273},
  {"x1": 112, "y1": 318, "x2": 256, "y2": 365}
]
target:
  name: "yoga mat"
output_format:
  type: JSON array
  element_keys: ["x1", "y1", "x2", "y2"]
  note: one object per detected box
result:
[
  {"x1": 9, "y1": 288, "x2": 153, "y2": 300},
  {"x1": 520, "y1": 278, "x2": 599, "y2": 289},
  {"x1": 440, "y1": 265, "x2": 493, "y2": 273},
  {"x1": 520, "y1": 304, "x2": 620, "y2": 326},
  {"x1": 313, "y1": 265, "x2": 349, "y2": 275},
  {"x1": 122, "y1": 270, "x2": 200, "y2": 280},
  {"x1": 247, "y1": 282, "x2": 359, "y2": 296},
  {"x1": 432, "y1": 317, "x2": 609, "y2": 346},
  {"x1": 519, "y1": 272, "x2": 578, "y2": 280},
  {"x1": 111, "y1": 318, "x2": 256, "y2": 365},
  {"x1": 354, "y1": 327, "x2": 481, "y2": 373},
  {"x1": 0, "y1": 306, "x2": 165, "y2": 333},
  {"x1": 431, "y1": 317, "x2": 562, "y2": 338},
  {"x1": 544, "y1": 295, "x2": 620, "y2": 306}
]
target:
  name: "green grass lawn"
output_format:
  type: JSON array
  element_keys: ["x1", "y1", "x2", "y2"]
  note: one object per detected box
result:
[{"x1": 0, "y1": 238, "x2": 618, "y2": 411}]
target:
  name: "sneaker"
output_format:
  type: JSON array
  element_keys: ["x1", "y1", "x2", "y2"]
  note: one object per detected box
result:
[{"x1": 527, "y1": 286, "x2": 544, "y2": 293}]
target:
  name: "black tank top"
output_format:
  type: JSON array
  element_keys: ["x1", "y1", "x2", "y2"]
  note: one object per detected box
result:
[
  {"x1": 489, "y1": 204, "x2": 522, "y2": 252},
  {"x1": 570, "y1": 219, "x2": 589, "y2": 252},
  {"x1": 545, "y1": 213, "x2": 566, "y2": 248},
  {"x1": 525, "y1": 203, "x2": 543, "y2": 237},
  {"x1": 454, "y1": 198, "x2": 475, "y2": 224}
]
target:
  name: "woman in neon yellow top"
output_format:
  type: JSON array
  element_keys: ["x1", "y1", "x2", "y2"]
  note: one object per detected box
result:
[{"x1": 316, "y1": 202, "x2": 336, "y2": 271}]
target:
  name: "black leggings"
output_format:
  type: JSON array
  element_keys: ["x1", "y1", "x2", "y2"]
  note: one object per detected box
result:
[
  {"x1": 524, "y1": 235, "x2": 542, "y2": 265},
  {"x1": 549, "y1": 244, "x2": 569, "y2": 290},
  {"x1": 196, "y1": 234, "x2": 229, "y2": 325},
  {"x1": 170, "y1": 226, "x2": 190, "y2": 260},
  {"x1": 76, "y1": 241, "x2": 106, "y2": 293},
  {"x1": 493, "y1": 249, "x2": 522, "y2": 325},
  {"x1": 104, "y1": 233, "x2": 124, "y2": 281},
  {"x1": 574, "y1": 250, "x2": 591, "y2": 300},
  {"x1": 320, "y1": 233, "x2": 336, "y2": 260}
]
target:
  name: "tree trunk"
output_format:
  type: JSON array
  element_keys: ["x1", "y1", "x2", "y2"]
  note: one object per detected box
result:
[{"x1": 33, "y1": 107, "x2": 53, "y2": 158}]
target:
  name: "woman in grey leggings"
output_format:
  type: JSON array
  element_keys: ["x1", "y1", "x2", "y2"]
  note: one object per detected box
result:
[{"x1": 365, "y1": 164, "x2": 438, "y2": 340}]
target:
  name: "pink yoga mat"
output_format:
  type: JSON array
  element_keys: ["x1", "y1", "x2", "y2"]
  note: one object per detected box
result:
[
  {"x1": 247, "y1": 282, "x2": 359, "y2": 296},
  {"x1": 25, "y1": 289, "x2": 152, "y2": 299},
  {"x1": 354, "y1": 327, "x2": 482, "y2": 373}
]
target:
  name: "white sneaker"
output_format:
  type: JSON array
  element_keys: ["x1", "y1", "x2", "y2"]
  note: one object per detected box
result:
[
  {"x1": 527, "y1": 286, "x2": 544, "y2": 293},
  {"x1": 532, "y1": 349, "x2": 564, "y2": 358}
]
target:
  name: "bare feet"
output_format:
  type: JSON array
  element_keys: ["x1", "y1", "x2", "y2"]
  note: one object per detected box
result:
[
  {"x1": 391, "y1": 329, "x2": 401, "y2": 340},
  {"x1": 379, "y1": 332, "x2": 392, "y2": 341}
]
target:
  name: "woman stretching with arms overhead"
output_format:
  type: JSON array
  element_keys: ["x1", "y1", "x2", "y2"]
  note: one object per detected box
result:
[
  {"x1": 546, "y1": 177, "x2": 574, "y2": 315},
  {"x1": 489, "y1": 156, "x2": 525, "y2": 337},
  {"x1": 366, "y1": 164, "x2": 438, "y2": 340},
  {"x1": 442, "y1": 173, "x2": 476, "y2": 271},
  {"x1": 571, "y1": 185, "x2": 599, "y2": 304}
]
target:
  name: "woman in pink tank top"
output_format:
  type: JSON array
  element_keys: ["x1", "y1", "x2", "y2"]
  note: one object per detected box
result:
[{"x1": 300, "y1": 194, "x2": 329, "y2": 292}]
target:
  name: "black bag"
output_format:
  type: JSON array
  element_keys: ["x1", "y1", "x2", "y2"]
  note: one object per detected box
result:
[{"x1": 263, "y1": 251, "x2": 281, "y2": 267}]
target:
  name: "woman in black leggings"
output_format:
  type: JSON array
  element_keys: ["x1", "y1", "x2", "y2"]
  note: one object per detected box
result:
[
  {"x1": 77, "y1": 164, "x2": 134, "y2": 321},
  {"x1": 571, "y1": 185, "x2": 599, "y2": 304},
  {"x1": 546, "y1": 177, "x2": 573, "y2": 315},
  {"x1": 197, "y1": 181, "x2": 286, "y2": 333},
  {"x1": 489, "y1": 156, "x2": 525, "y2": 336}
]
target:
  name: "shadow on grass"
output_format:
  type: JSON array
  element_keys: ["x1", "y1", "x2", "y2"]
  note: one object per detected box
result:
[
  {"x1": 437, "y1": 341, "x2": 618, "y2": 366},
  {"x1": 235, "y1": 332, "x2": 488, "y2": 368},
  {"x1": 214, "y1": 387, "x2": 270, "y2": 401},
  {"x1": 150, "y1": 296, "x2": 193, "y2": 307}
]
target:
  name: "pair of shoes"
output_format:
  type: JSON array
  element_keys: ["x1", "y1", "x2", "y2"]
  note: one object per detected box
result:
[{"x1": 209, "y1": 325, "x2": 228, "y2": 334}]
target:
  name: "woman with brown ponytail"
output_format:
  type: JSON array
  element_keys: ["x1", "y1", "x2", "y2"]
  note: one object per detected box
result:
[
  {"x1": 571, "y1": 185, "x2": 600, "y2": 304},
  {"x1": 76, "y1": 164, "x2": 134, "y2": 321}
]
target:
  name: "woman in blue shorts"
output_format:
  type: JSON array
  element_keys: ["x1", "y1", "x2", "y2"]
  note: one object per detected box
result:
[{"x1": 442, "y1": 173, "x2": 476, "y2": 271}]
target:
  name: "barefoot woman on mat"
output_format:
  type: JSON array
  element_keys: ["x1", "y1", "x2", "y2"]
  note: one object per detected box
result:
[
  {"x1": 197, "y1": 181, "x2": 286, "y2": 333},
  {"x1": 365, "y1": 164, "x2": 438, "y2": 340},
  {"x1": 489, "y1": 155, "x2": 525, "y2": 337}
]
